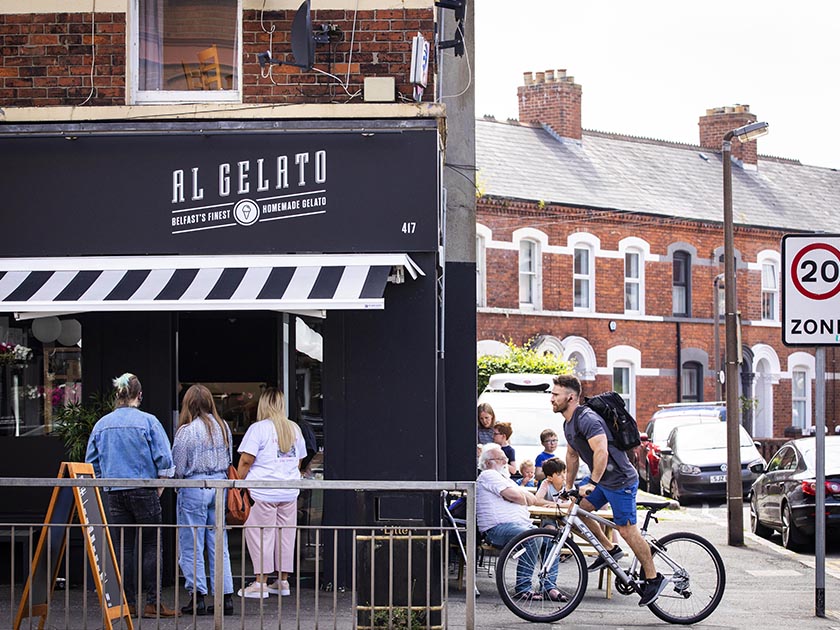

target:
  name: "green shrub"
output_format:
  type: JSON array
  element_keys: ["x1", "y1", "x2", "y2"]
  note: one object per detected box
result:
[
  {"x1": 52, "y1": 393, "x2": 114, "y2": 461},
  {"x1": 477, "y1": 340, "x2": 572, "y2": 394}
]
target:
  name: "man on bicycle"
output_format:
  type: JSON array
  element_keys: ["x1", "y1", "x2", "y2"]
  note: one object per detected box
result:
[{"x1": 551, "y1": 374, "x2": 667, "y2": 607}]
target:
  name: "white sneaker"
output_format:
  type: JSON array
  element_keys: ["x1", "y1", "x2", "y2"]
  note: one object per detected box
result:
[
  {"x1": 267, "y1": 579, "x2": 291, "y2": 596},
  {"x1": 237, "y1": 581, "x2": 270, "y2": 599}
]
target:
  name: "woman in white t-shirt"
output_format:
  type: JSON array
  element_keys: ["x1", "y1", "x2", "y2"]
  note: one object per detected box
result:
[{"x1": 235, "y1": 388, "x2": 306, "y2": 599}]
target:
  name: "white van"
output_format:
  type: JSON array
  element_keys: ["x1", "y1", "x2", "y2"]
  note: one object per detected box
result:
[{"x1": 477, "y1": 373, "x2": 589, "y2": 479}]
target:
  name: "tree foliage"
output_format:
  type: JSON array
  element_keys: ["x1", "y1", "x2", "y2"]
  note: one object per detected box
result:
[{"x1": 477, "y1": 340, "x2": 572, "y2": 394}]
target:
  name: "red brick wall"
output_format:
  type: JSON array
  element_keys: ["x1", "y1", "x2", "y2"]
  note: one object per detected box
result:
[
  {"x1": 477, "y1": 196, "x2": 840, "y2": 434},
  {"x1": 517, "y1": 70, "x2": 581, "y2": 140},
  {"x1": 0, "y1": 8, "x2": 434, "y2": 107}
]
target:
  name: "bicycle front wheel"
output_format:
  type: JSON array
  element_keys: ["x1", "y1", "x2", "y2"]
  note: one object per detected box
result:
[
  {"x1": 647, "y1": 531, "x2": 726, "y2": 624},
  {"x1": 495, "y1": 528, "x2": 587, "y2": 623}
]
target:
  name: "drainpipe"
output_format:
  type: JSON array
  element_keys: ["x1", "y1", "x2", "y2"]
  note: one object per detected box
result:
[{"x1": 676, "y1": 321, "x2": 682, "y2": 402}]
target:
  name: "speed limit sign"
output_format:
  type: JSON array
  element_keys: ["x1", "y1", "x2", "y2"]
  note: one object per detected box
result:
[{"x1": 782, "y1": 234, "x2": 840, "y2": 346}]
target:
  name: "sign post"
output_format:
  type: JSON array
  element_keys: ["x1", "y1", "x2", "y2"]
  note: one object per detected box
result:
[
  {"x1": 781, "y1": 234, "x2": 838, "y2": 618},
  {"x1": 14, "y1": 462, "x2": 132, "y2": 630}
]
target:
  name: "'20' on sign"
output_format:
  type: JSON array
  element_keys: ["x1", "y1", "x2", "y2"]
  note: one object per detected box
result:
[{"x1": 782, "y1": 235, "x2": 840, "y2": 346}]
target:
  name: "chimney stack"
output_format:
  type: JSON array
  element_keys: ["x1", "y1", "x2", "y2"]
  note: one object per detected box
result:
[
  {"x1": 518, "y1": 69, "x2": 582, "y2": 141},
  {"x1": 698, "y1": 105, "x2": 760, "y2": 165}
]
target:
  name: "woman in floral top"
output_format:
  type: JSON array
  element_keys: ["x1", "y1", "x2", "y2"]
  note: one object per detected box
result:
[{"x1": 172, "y1": 384, "x2": 234, "y2": 616}]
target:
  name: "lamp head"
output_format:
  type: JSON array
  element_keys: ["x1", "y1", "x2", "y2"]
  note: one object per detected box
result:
[{"x1": 732, "y1": 121, "x2": 769, "y2": 143}]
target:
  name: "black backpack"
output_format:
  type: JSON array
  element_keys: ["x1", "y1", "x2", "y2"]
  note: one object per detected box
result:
[{"x1": 582, "y1": 391, "x2": 641, "y2": 451}]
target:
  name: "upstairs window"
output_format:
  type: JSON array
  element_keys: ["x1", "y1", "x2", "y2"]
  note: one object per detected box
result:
[
  {"x1": 519, "y1": 239, "x2": 541, "y2": 308},
  {"x1": 672, "y1": 251, "x2": 691, "y2": 316},
  {"x1": 761, "y1": 262, "x2": 779, "y2": 321},
  {"x1": 133, "y1": 0, "x2": 241, "y2": 103},
  {"x1": 791, "y1": 368, "x2": 809, "y2": 430},
  {"x1": 574, "y1": 246, "x2": 593, "y2": 310},
  {"x1": 624, "y1": 250, "x2": 641, "y2": 313},
  {"x1": 613, "y1": 363, "x2": 634, "y2": 412}
]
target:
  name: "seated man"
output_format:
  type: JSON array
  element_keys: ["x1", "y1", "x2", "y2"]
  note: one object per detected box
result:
[{"x1": 477, "y1": 443, "x2": 565, "y2": 602}]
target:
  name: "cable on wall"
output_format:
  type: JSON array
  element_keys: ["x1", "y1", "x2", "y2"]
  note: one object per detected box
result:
[{"x1": 78, "y1": 0, "x2": 96, "y2": 105}]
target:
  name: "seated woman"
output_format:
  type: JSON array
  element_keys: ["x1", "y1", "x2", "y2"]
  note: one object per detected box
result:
[{"x1": 476, "y1": 444, "x2": 565, "y2": 602}]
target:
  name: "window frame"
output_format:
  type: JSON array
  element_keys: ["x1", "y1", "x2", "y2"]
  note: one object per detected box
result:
[
  {"x1": 476, "y1": 233, "x2": 487, "y2": 307},
  {"x1": 672, "y1": 250, "x2": 691, "y2": 316},
  {"x1": 612, "y1": 362, "x2": 634, "y2": 413},
  {"x1": 129, "y1": 0, "x2": 243, "y2": 105},
  {"x1": 761, "y1": 261, "x2": 779, "y2": 322},
  {"x1": 573, "y1": 245, "x2": 594, "y2": 312},
  {"x1": 518, "y1": 238, "x2": 541, "y2": 310},
  {"x1": 681, "y1": 361, "x2": 703, "y2": 402},
  {"x1": 624, "y1": 249, "x2": 642, "y2": 314},
  {"x1": 791, "y1": 367, "x2": 810, "y2": 430}
]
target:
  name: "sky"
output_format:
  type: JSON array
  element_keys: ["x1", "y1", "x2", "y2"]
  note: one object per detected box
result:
[{"x1": 472, "y1": 0, "x2": 840, "y2": 170}]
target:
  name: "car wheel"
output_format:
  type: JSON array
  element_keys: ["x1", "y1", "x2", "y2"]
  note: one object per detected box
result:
[
  {"x1": 670, "y1": 478, "x2": 682, "y2": 504},
  {"x1": 750, "y1": 494, "x2": 772, "y2": 539},
  {"x1": 781, "y1": 501, "x2": 807, "y2": 550}
]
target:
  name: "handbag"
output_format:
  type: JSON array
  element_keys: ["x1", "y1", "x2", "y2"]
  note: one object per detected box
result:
[{"x1": 225, "y1": 464, "x2": 251, "y2": 526}]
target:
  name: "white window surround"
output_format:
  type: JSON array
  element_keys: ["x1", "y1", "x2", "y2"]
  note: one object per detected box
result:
[
  {"x1": 512, "y1": 227, "x2": 550, "y2": 249},
  {"x1": 476, "y1": 233, "x2": 487, "y2": 308},
  {"x1": 561, "y1": 335, "x2": 596, "y2": 381},
  {"x1": 567, "y1": 231, "x2": 601, "y2": 252},
  {"x1": 711, "y1": 245, "x2": 745, "y2": 270},
  {"x1": 613, "y1": 362, "x2": 634, "y2": 413},
  {"x1": 622, "y1": 247, "x2": 644, "y2": 315},
  {"x1": 787, "y1": 351, "x2": 814, "y2": 431},
  {"x1": 513, "y1": 228, "x2": 546, "y2": 310},
  {"x1": 751, "y1": 343, "x2": 781, "y2": 384},
  {"x1": 756, "y1": 250, "x2": 781, "y2": 322},
  {"x1": 128, "y1": 0, "x2": 243, "y2": 104},
  {"x1": 518, "y1": 238, "x2": 542, "y2": 309},
  {"x1": 531, "y1": 334, "x2": 564, "y2": 357},
  {"x1": 573, "y1": 244, "x2": 594, "y2": 312}
]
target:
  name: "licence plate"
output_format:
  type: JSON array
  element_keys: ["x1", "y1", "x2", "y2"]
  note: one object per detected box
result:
[{"x1": 710, "y1": 475, "x2": 726, "y2": 483}]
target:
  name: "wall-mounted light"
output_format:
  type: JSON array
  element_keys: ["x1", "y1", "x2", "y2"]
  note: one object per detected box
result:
[{"x1": 608, "y1": 320, "x2": 617, "y2": 332}]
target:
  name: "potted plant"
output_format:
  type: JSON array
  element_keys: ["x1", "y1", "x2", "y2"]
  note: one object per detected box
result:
[{"x1": 52, "y1": 393, "x2": 113, "y2": 461}]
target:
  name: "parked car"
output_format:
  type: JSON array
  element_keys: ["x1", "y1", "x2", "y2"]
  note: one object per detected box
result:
[
  {"x1": 659, "y1": 422, "x2": 765, "y2": 504},
  {"x1": 749, "y1": 435, "x2": 840, "y2": 549},
  {"x1": 476, "y1": 373, "x2": 589, "y2": 480},
  {"x1": 633, "y1": 403, "x2": 726, "y2": 495}
]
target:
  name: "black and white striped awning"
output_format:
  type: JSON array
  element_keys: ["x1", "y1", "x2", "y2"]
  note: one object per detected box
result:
[{"x1": 0, "y1": 254, "x2": 423, "y2": 319}]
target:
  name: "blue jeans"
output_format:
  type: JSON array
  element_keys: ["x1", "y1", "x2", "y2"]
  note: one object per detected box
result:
[
  {"x1": 485, "y1": 521, "x2": 559, "y2": 593},
  {"x1": 107, "y1": 488, "x2": 162, "y2": 606},
  {"x1": 177, "y1": 485, "x2": 233, "y2": 595}
]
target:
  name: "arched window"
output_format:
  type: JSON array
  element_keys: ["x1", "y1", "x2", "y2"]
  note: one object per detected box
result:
[
  {"x1": 791, "y1": 367, "x2": 810, "y2": 430},
  {"x1": 681, "y1": 361, "x2": 703, "y2": 402},
  {"x1": 574, "y1": 245, "x2": 594, "y2": 311},
  {"x1": 624, "y1": 249, "x2": 642, "y2": 314},
  {"x1": 761, "y1": 261, "x2": 779, "y2": 322}
]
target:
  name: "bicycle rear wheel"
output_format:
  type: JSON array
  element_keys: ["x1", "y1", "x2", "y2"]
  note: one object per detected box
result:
[
  {"x1": 647, "y1": 531, "x2": 726, "y2": 624},
  {"x1": 495, "y1": 528, "x2": 587, "y2": 623}
]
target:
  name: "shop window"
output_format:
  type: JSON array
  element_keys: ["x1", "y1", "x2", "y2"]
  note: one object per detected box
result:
[
  {"x1": 672, "y1": 251, "x2": 691, "y2": 316},
  {"x1": 574, "y1": 246, "x2": 593, "y2": 311},
  {"x1": 761, "y1": 262, "x2": 779, "y2": 321},
  {"x1": 132, "y1": 0, "x2": 241, "y2": 103},
  {"x1": 0, "y1": 317, "x2": 82, "y2": 438},
  {"x1": 681, "y1": 361, "x2": 703, "y2": 402},
  {"x1": 519, "y1": 239, "x2": 541, "y2": 309}
]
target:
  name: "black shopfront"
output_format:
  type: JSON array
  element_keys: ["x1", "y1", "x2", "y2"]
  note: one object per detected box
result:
[{"x1": 0, "y1": 118, "x2": 476, "y2": 588}]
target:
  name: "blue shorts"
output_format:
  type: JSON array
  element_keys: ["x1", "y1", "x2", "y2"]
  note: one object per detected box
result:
[{"x1": 582, "y1": 478, "x2": 638, "y2": 526}]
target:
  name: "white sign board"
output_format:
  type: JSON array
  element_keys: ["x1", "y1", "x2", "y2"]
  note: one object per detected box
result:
[{"x1": 782, "y1": 234, "x2": 840, "y2": 346}]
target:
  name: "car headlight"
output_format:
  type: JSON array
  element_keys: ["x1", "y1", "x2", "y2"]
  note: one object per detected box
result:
[{"x1": 678, "y1": 463, "x2": 701, "y2": 475}]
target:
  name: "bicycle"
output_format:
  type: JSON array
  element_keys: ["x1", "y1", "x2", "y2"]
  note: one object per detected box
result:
[{"x1": 495, "y1": 490, "x2": 725, "y2": 624}]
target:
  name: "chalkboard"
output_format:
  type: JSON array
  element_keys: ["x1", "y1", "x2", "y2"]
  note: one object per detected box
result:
[{"x1": 14, "y1": 462, "x2": 133, "y2": 630}]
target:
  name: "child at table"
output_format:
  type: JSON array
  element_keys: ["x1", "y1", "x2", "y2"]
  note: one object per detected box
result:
[
  {"x1": 516, "y1": 460, "x2": 537, "y2": 487},
  {"x1": 534, "y1": 457, "x2": 569, "y2": 528},
  {"x1": 534, "y1": 428, "x2": 560, "y2": 481}
]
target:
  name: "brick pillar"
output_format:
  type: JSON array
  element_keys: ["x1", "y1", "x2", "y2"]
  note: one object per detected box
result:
[
  {"x1": 698, "y1": 105, "x2": 759, "y2": 165},
  {"x1": 517, "y1": 69, "x2": 582, "y2": 141}
]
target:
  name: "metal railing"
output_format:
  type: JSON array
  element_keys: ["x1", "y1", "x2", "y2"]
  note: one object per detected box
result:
[{"x1": 0, "y1": 477, "x2": 476, "y2": 630}]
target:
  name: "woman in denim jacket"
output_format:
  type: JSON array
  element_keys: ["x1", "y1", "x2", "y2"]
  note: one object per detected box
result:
[{"x1": 172, "y1": 384, "x2": 234, "y2": 616}]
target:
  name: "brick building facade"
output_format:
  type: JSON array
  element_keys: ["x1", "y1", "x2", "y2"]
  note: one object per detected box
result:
[{"x1": 476, "y1": 69, "x2": 840, "y2": 438}]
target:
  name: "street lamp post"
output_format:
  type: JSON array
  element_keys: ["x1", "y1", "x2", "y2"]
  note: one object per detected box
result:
[{"x1": 722, "y1": 120, "x2": 769, "y2": 546}]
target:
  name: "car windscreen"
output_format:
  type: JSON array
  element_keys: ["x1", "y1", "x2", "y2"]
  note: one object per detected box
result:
[
  {"x1": 673, "y1": 423, "x2": 753, "y2": 451},
  {"x1": 653, "y1": 415, "x2": 717, "y2": 446}
]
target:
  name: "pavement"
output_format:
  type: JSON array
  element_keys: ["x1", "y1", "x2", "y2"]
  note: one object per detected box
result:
[
  {"x1": 462, "y1": 505, "x2": 840, "y2": 629},
  {"x1": 5, "y1": 504, "x2": 840, "y2": 628}
]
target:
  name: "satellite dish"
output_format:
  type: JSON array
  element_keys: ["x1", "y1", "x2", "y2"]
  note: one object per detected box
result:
[{"x1": 290, "y1": 0, "x2": 315, "y2": 70}]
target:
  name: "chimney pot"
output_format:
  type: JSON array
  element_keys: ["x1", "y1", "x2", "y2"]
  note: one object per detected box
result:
[
  {"x1": 535, "y1": 71, "x2": 545, "y2": 84},
  {"x1": 545, "y1": 69, "x2": 555, "y2": 82},
  {"x1": 522, "y1": 71, "x2": 533, "y2": 86},
  {"x1": 557, "y1": 69, "x2": 566, "y2": 78}
]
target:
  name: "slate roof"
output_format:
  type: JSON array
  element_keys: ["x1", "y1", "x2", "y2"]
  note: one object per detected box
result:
[{"x1": 475, "y1": 118, "x2": 840, "y2": 232}]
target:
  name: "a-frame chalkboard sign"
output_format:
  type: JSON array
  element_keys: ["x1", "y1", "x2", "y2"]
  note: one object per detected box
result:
[{"x1": 14, "y1": 462, "x2": 133, "y2": 630}]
